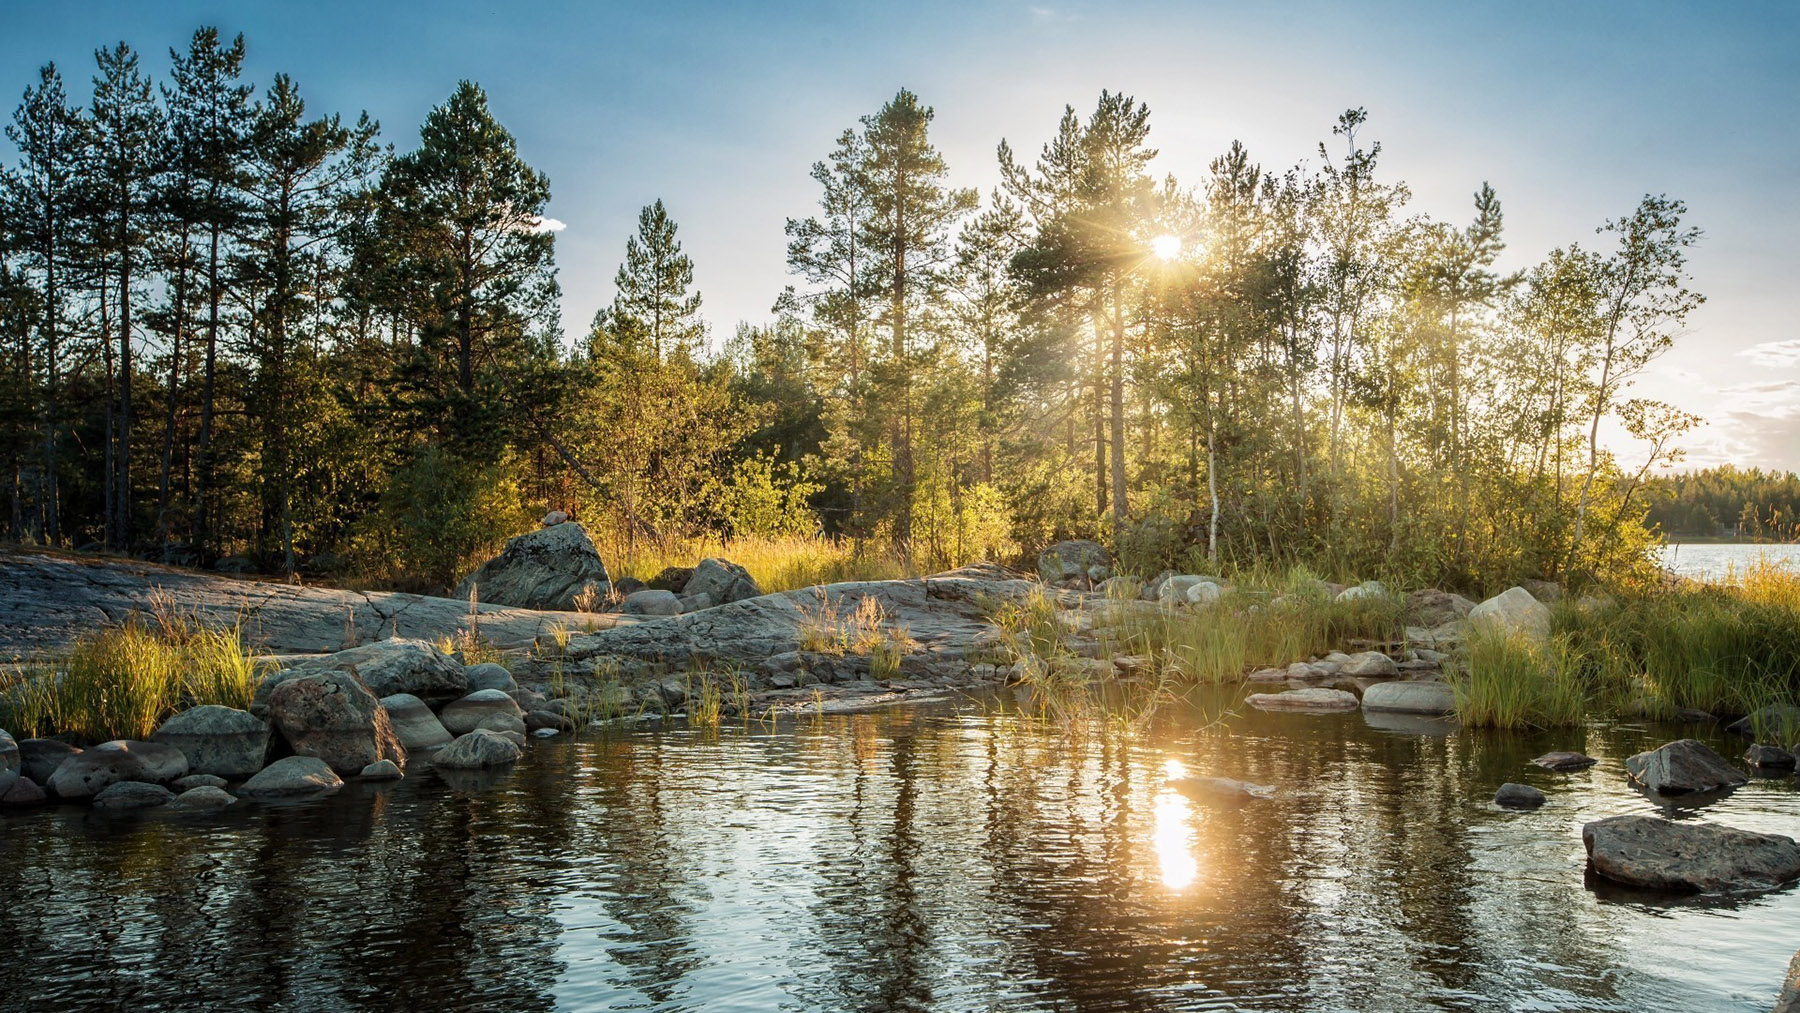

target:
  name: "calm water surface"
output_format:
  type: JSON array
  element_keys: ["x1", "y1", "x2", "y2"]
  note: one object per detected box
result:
[
  {"x1": 1662, "y1": 542, "x2": 1800, "y2": 580},
  {"x1": 1, "y1": 699, "x2": 1796, "y2": 1012}
]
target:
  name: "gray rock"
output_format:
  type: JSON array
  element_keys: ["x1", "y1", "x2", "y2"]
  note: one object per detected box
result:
[
  {"x1": 1246, "y1": 688, "x2": 1359, "y2": 713},
  {"x1": 621, "y1": 589, "x2": 682, "y2": 616},
  {"x1": 151, "y1": 705, "x2": 270, "y2": 779},
  {"x1": 677, "y1": 591, "x2": 715, "y2": 613},
  {"x1": 1777, "y1": 949, "x2": 1800, "y2": 1013},
  {"x1": 464, "y1": 662, "x2": 518, "y2": 694},
  {"x1": 1168, "y1": 776, "x2": 1275, "y2": 802},
  {"x1": 542, "y1": 509, "x2": 568, "y2": 526},
  {"x1": 525, "y1": 710, "x2": 574, "y2": 733},
  {"x1": 1624, "y1": 739, "x2": 1748, "y2": 795},
  {"x1": 441, "y1": 689, "x2": 526, "y2": 736},
  {"x1": 48, "y1": 740, "x2": 189, "y2": 799},
  {"x1": 269, "y1": 671, "x2": 406, "y2": 775},
  {"x1": 1532, "y1": 751, "x2": 1598, "y2": 771},
  {"x1": 172, "y1": 773, "x2": 228, "y2": 791},
  {"x1": 1, "y1": 774, "x2": 46, "y2": 805},
  {"x1": 169, "y1": 785, "x2": 236, "y2": 810},
  {"x1": 1341, "y1": 651, "x2": 1400, "y2": 678},
  {"x1": 1746, "y1": 743, "x2": 1798, "y2": 771},
  {"x1": 1582, "y1": 814, "x2": 1800, "y2": 893},
  {"x1": 1037, "y1": 539, "x2": 1110, "y2": 586},
  {"x1": 379, "y1": 693, "x2": 453, "y2": 751},
  {"x1": 684, "y1": 557, "x2": 764, "y2": 606},
  {"x1": 0, "y1": 728, "x2": 16, "y2": 772},
  {"x1": 453, "y1": 520, "x2": 611, "y2": 611},
  {"x1": 1361, "y1": 680, "x2": 1456, "y2": 715},
  {"x1": 1335, "y1": 580, "x2": 1388, "y2": 603},
  {"x1": 240, "y1": 755, "x2": 343, "y2": 797},
  {"x1": 1095, "y1": 575, "x2": 1141, "y2": 599},
  {"x1": 0, "y1": 767, "x2": 13, "y2": 797},
  {"x1": 531, "y1": 727, "x2": 561, "y2": 739},
  {"x1": 475, "y1": 712, "x2": 527, "y2": 736},
  {"x1": 432, "y1": 729, "x2": 523, "y2": 770},
  {"x1": 92, "y1": 780, "x2": 175, "y2": 809},
  {"x1": 1469, "y1": 587, "x2": 1551, "y2": 639},
  {"x1": 1406, "y1": 588, "x2": 1476, "y2": 627},
  {"x1": 1184, "y1": 580, "x2": 1223, "y2": 605},
  {"x1": 17, "y1": 738, "x2": 79, "y2": 785},
  {"x1": 1494, "y1": 783, "x2": 1546, "y2": 808},
  {"x1": 360, "y1": 758, "x2": 404, "y2": 780},
  {"x1": 1154, "y1": 575, "x2": 1216, "y2": 605},
  {"x1": 289, "y1": 638, "x2": 470, "y2": 707}
]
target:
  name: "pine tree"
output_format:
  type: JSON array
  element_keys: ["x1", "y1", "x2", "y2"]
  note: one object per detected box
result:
[{"x1": 606, "y1": 198, "x2": 703, "y2": 359}]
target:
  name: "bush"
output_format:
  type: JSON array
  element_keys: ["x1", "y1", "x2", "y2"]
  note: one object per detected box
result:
[{"x1": 348, "y1": 445, "x2": 531, "y2": 593}]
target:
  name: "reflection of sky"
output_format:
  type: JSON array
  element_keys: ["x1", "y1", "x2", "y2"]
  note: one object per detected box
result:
[{"x1": 7, "y1": 1, "x2": 1800, "y2": 469}]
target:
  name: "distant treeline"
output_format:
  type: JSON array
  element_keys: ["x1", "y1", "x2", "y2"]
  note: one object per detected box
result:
[
  {"x1": 0, "y1": 25, "x2": 1720, "y2": 593},
  {"x1": 1645, "y1": 467, "x2": 1800, "y2": 542}
]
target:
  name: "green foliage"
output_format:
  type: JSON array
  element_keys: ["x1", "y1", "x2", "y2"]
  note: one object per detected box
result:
[
  {"x1": 349, "y1": 445, "x2": 529, "y2": 593},
  {"x1": 718, "y1": 452, "x2": 822, "y2": 539},
  {"x1": 1451, "y1": 628, "x2": 1588, "y2": 729}
]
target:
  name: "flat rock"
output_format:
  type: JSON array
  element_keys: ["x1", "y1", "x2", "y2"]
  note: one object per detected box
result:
[
  {"x1": 17, "y1": 738, "x2": 78, "y2": 785},
  {"x1": 151, "y1": 705, "x2": 270, "y2": 779},
  {"x1": 453, "y1": 520, "x2": 611, "y2": 611},
  {"x1": 1495, "y1": 783, "x2": 1546, "y2": 808},
  {"x1": 1583, "y1": 814, "x2": 1800, "y2": 893},
  {"x1": 240, "y1": 755, "x2": 343, "y2": 797},
  {"x1": 288, "y1": 638, "x2": 469, "y2": 707},
  {"x1": 1532, "y1": 751, "x2": 1598, "y2": 771},
  {"x1": 380, "y1": 693, "x2": 453, "y2": 751},
  {"x1": 1246, "y1": 688, "x2": 1359, "y2": 713},
  {"x1": 1469, "y1": 587, "x2": 1551, "y2": 639},
  {"x1": 441, "y1": 689, "x2": 526, "y2": 736},
  {"x1": 169, "y1": 785, "x2": 236, "y2": 810},
  {"x1": 1361, "y1": 680, "x2": 1456, "y2": 715},
  {"x1": 1746, "y1": 743, "x2": 1798, "y2": 771},
  {"x1": 1624, "y1": 739, "x2": 1748, "y2": 795},
  {"x1": 270, "y1": 671, "x2": 405, "y2": 775},
  {"x1": 48, "y1": 740, "x2": 189, "y2": 799},
  {"x1": 432, "y1": 729, "x2": 523, "y2": 770},
  {"x1": 93, "y1": 780, "x2": 176, "y2": 809}
]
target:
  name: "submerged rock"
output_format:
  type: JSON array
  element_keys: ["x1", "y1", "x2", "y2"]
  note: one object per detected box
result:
[
  {"x1": 241, "y1": 756, "x2": 343, "y2": 798},
  {"x1": 1531, "y1": 751, "x2": 1597, "y2": 772},
  {"x1": 380, "y1": 693, "x2": 453, "y2": 751},
  {"x1": 360, "y1": 759, "x2": 404, "y2": 780},
  {"x1": 269, "y1": 671, "x2": 406, "y2": 775},
  {"x1": 1494, "y1": 783, "x2": 1546, "y2": 809},
  {"x1": 1361, "y1": 680, "x2": 1456, "y2": 715},
  {"x1": 93, "y1": 780, "x2": 176, "y2": 809},
  {"x1": 432, "y1": 729, "x2": 523, "y2": 770},
  {"x1": 1468, "y1": 587, "x2": 1551, "y2": 639},
  {"x1": 1624, "y1": 739, "x2": 1748, "y2": 795},
  {"x1": 151, "y1": 705, "x2": 270, "y2": 779},
  {"x1": 1168, "y1": 776, "x2": 1275, "y2": 802},
  {"x1": 453, "y1": 520, "x2": 611, "y2": 611},
  {"x1": 48, "y1": 740, "x2": 188, "y2": 799},
  {"x1": 1582, "y1": 814, "x2": 1800, "y2": 893},
  {"x1": 1246, "y1": 688, "x2": 1359, "y2": 713},
  {"x1": 1745, "y1": 743, "x2": 1798, "y2": 771},
  {"x1": 172, "y1": 773, "x2": 228, "y2": 791},
  {"x1": 169, "y1": 785, "x2": 236, "y2": 810}
]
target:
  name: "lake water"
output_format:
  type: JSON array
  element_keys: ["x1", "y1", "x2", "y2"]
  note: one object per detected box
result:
[
  {"x1": 2, "y1": 697, "x2": 1796, "y2": 1012},
  {"x1": 1662, "y1": 542, "x2": 1800, "y2": 581}
]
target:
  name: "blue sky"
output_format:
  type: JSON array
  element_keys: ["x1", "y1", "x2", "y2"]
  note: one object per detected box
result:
[{"x1": 5, "y1": 0, "x2": 1798, "y2": 469}]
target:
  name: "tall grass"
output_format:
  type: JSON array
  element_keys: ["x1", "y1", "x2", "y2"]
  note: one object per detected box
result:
[
  {"x1": 1450, "y1": 627, "x2": 1588, "y2": 729},
  {"x1": 0, "y1": 595, "x2": 262, "y2": 743},
  {"x1": 591, "y1": 533, "x2": 922, "y2": 593}
]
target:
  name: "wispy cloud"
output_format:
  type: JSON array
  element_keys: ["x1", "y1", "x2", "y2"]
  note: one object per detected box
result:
[
  {"x1": 530, "y1": 216, "x2": 567, "y2": 234},
  {"x1": 1738, "y1": 338, "x2": 1800, "y2": 368}
]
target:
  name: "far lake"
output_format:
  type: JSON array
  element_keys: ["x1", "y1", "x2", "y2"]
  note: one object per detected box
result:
[{"x1": 1661, "y1": 542, "x2": 1800, "y2": 580}]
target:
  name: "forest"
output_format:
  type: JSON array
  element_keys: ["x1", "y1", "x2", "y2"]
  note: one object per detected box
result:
[
  {"x1": 1644, "y1": 466, "x2": 1800, "y2": 541},
  {"x1": 0, "y1": 26, "x2": 1717, "y2": 596}
]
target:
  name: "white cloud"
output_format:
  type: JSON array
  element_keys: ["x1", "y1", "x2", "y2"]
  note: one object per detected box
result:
[
  {"x1": 530, "y1": 216, "x2": 567, "y2": 234},
  {"x1": 1738, "y1": 339, "x2": 1800, "y2": 368}
]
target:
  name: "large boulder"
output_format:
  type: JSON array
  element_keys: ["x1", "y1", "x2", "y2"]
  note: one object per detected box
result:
[
  {"x1": 1362, "y1": 680, "x2": 1456, "y2": 715},
  {"x1": 268, "y1": 671, "x2": 405, "y2": 775},
  {"x1": 92, "y1": 781, "x2": 176, "y2": 810},
  {"x1": 684, "y1": 558, "x2": 763, "y2": 606},
  {"x1": 432, "y1": 729, "x2": 523, "y2": 770},
  {"x1": 289, "y1": 638, "x2": 469, "y2": 707},
  {"x1": 1582, "y1": 814, "x2": 1800, "y2": 893},
  {"x1": 1341, "y1": 651, "x2": 1399, "y2": 678},
  {"x1": 18, "y1": 738, "x2": 80, "y2": 785},
  {"x1": 48, "y1": 740, "x2": 189, "y2": 799},
  {"x1": 150, "y1": 705, "x2": 270, "y2": 779},
  {"x1": 240, "y1": 755, "x2": 343, "y2": 798},
  {"x1": 1624, "y1": 739, "x2": 1748, "y2": 795},
  {"x1": 440, "y1": 689, "x2": 526, "y2": 737},
  {"x1": 453, "y1": 521, "x2": 610, "y2": 611},
  {"x1": 380, "y1": 693, "x2": 454, "y2": 751},
  {"x1": 464, "y1": 662, "x2": 518, "y2": 694},
  {"x1": 1037, "y1": 539, "x2": 1110, "y2": 587},
  {"x1": 1468, "y1": 587, "x2": 1551, "y2": 639},
  {"x1": 1, "y1": 775, "x2": 46, "y2": 806},
  {"x1": 1246, "y1": 688, "x2": 1360, "y2": 713}
]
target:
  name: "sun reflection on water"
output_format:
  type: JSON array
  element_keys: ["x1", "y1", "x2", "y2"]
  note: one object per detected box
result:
[{"x1": 1154, "y1": 759, "x2": 1198, "y2": 890}]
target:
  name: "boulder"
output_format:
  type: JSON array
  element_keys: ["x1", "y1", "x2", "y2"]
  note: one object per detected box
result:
[
  {"x1": 1405, "y1": 588, "x2": 1476, "y2": 628},
  {"x1": 1037, "y1": 539, "x2": 1111, "y2": 587},
  {"x1": 172, "y1": 774, "x2": 228, "y2": 791},
  {"x1": 678, "y1": 592, "x2": 715, "y2": 613},
  {"x1": 1, "y1": 775, "x2": 46, "y2": 806},
  {"x1": 379, "y1": 693, "x2": 454, "y2": 751},
  {"x1": 150, "y1": 705, "x2": 270, "y2": 779},
  {"x1": 1746, "y1": 743, "x2": 1798, "y2": 771},
  {"x1": 476, "y1": 712, "x2": 527, "y2": 736},
  {"x1": 48, "y1": 740, "x2": 189, "y2": 799},
  {"x1": 1154, "y1": 575, "x2": 1218, "y2": 605},
  {"x1": 241, "y1": 755, "x2": 343, "y2": 798},
  {"x1": 360, "y1": 758, "x2": 403, "y2": 780},
  {"x1": 1341, "y1": 651, "x2": 1399, "y2": 678},
  {"x1": 541, "y1": 509, "x2": 568, "y2": 526},
  {"x1": 1168, "y1": 776, "x2": 1275, "y2": 802},
  {"x1": 17, "y1": 738, "x2": 79, "y2": 785},
  {"x1": 440, "y1": 688, "x2": 526, "y2": 736},
  {"x1": 453, "y1": 520, "x2": 611, "y2": 611},
  {"x1": 647, "y1": 565, "x2": 694, "y2": 593},
  {"x1": 1335, "y1": 580, "x2": 1388, "y2": 603},
  {"x1": 1532, "y1": 751, "x2": 1597, "y2": 771},
  {"x1": 1624, "y1": 739, "x2": 1748, "y2": 795},
  {"x1": 1468, "y1": 587, "x2": 1551, "y2": 639},
  {"x1": 1361, "y1": 680, "x2": 1456, "y2": 715},
  {"x1": 685, "y1": 557, "x2": 763, "y2": 606},
  {"x1": 92, "y1": 781, "x2": 175, "y2": 809},
  {"x1": 1184, "y1": 581, "x2": 1223, "y2": 606},
  {"x1": 621, "y1": 589, "x2": 682, "y2": 616},
  {"x1": 432, "y1": 729, "x2": 523, "y2": 770},
  {"x1": 269, "y1": 671, "x2": 405, "y2": 775},
  {"x1": 1582, "y1": 814, "x2": 1800, "y2": 893},
  {"x1": 169, "y1": 785, "x2": 236, "y2": 810},
  {"x1": 1777, "y1": 950, "x2": 1800, "y2": 1013},
  {"x1": 1246, "y1": 688, "x2": 1359, "y2": 713},
  {"x1": 464, "y1": 662, "x2": 518, "y2": 694},
  {"x1": 0, "y1": 728, "x2": 16, "y2": 772},
  {"x1": 1494, "y1": 783, "x2": 1546, "y2": 808},
  {"x1": 525, "y1": 710, "x2": 575, "y2": 732},
  {"x1": 289, "y1": 638, "x2": 469, "y2": 707}
]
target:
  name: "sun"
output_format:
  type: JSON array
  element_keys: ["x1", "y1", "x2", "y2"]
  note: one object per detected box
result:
[{"x1": 1151, "y1": 234, "x2": 1181, "y2": 260}]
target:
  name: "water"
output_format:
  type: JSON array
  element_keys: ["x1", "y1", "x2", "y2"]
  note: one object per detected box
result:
[
  {"x1": 1662, "y1": 542, "x2": 1800, "y2": 581},
  {"x1": 1, "y1": 700, "x2": 1795, "y2": 1012}
]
